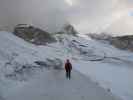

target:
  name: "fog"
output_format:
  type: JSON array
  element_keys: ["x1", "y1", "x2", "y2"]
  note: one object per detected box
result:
[
  {"x1": 0, "y1": 0, "x2": 132, "y2": 34},
  {"x1": 0, "y1": 0, "x2": 68, "y2": 32}
]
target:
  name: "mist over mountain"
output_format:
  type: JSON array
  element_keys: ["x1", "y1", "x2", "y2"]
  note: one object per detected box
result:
[
  {"x1": 0, "y1": 0, "x2": 133, "y2": 35},
  {"x1": 104, "y1": 14, "x2": 133, "y2": 36},
  {"x1": 0, "y1": 0, "x2": 68, "y2": 32}
]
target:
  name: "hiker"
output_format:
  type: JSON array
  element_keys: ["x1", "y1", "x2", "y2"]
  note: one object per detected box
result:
[{"x1": 65, "y1": 59, "x2": 72, "y2": 79}]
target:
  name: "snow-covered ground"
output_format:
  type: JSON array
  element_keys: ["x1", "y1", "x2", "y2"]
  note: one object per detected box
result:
[
  {"x1": 0, "y1": 32, "x2": 132, "y2": 100},
  {"x1": 3, "y1": 69, "x2": 119, "y2": 100}
]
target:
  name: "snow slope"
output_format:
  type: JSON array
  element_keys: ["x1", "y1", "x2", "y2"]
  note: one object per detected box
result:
[
  {"x1": 58, "y1": 34, "x2": 133, "y2": 100},
  {"x1": 47, "y1": 34, "x2": 133, "y2": 100},
  {"x1": 0, "y1": 32, "x2": 132, "y2": 100}
]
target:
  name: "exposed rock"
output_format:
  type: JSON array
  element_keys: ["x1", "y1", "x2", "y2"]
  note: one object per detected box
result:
[
  {"x1": 88, "y1": 33, "x2": 133, "y2": 51},
  {"x1": 5, "y1": 63, "x2": 38, "y2": 81},
  {"x1": 56, "y1": 24, "x2": 78, "y2": 36},
  {"x1": 5, "y1": 56, "x2": 63, "y2": 81},
  {"x1": 35, "y1": 58, "x2": 63, "y2": 70},
  {"x1": 110, "y1": 35, "x2": 133, "y2": 51},
  {"x1": 13, "y1": 24, "x2": 56, "y2": 45},
  {"x1": 34, "y1": 61, "x2": 47, "y2": 67},
  {"x1": 88, "y1": 33, "x2": 112, "y2": 41}
]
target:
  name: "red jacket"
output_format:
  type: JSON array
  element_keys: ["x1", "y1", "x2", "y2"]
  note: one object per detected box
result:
[{"x1": 65, "y1": 62, "x2": 72, "y2": 72}]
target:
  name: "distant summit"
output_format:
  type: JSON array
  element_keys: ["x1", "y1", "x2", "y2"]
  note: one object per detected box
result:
[{"x1": 56, "y1": 24, "x2": 78, "y2": 36}]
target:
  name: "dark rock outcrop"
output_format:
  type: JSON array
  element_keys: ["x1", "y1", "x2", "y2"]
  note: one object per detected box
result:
[
  {"x1": 88, "y1": 33, "x2": 112, "y2": 41},
  {"x1": 110, "y1": 35, "x2": 133, "y2": 51},
  {"x1": 13, "y1": 24, "x2": 56, "y2": 45},
  {"x1": 56, "y1": 24, "x2": 78, "y2": 36},
  {"x1": 88, "y1": 33, "x2": 133, "y2": 51},
  {"x1": 35, "y1": 58, "x2": 63, "y2": 70}
]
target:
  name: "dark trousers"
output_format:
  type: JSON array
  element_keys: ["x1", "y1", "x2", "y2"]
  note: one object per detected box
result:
[{"x1": 66, "y1": 71, "x2": 71, "y2": 79}]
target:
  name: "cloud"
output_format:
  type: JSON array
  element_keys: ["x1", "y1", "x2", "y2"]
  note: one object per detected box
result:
[
  {"x1": 0, "y1": 0, "x2": 132, "y2": 34},
  {"x1": 0, "y1": 0, "x2": 69, "y2": 32},
  {"x1": 65, "y1": 0, "x2": 133, "y2": 34},
  {"x1": 129, "y1": 11, "x2": 133, "y2": 16}
]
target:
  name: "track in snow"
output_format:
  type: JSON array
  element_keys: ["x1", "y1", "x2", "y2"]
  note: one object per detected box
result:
[{"x1": 4, "y1": 69, "x2": 121, "y2": 100}]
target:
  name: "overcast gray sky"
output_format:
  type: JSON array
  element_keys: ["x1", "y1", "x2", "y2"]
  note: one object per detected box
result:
[{"x1": 0, "y1": 0, "x2": 133, "y2": 35}]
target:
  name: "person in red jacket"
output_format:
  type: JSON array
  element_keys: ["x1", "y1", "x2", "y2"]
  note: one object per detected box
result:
[{"x1": 65, "y1": 59, "x2": 72, "y2": 79}]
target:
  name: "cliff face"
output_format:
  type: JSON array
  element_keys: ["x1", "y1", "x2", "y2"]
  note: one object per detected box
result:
[
  {"x1": 110, "y1": 35, "x2": 133, "y2": 51},
  {"x1": 13, "y1": 24, "x2": 56, "y2": 45},
  {"x1": 88, "y1": 33, "x2": 133, "y2": 51}
]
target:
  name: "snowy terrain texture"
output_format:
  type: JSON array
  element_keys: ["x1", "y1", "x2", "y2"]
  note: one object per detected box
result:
[{"x1": 0, "y1": 31, "x2": 132, "y2": 100}]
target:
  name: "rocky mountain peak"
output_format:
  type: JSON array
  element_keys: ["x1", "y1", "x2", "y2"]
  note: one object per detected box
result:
[
  {"x1": 13, "y1": 24, "x2": 56, "y2": 45},
  {"x1": 56, "y1": 24, "x2": 78, "y2": 36}
]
